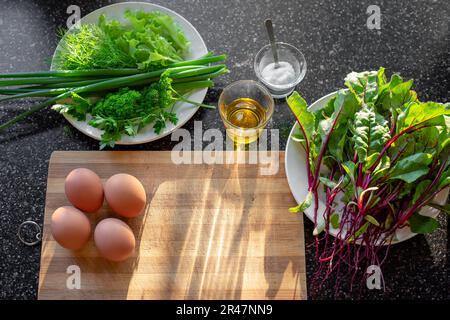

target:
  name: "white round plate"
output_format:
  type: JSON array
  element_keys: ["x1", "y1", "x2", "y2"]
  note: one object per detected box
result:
[
  {"x1": 285, "y1": 92, "x2": 448, "y2": 244},
  {"x1": 51, "y1": 2, "x2": 208, "y2": 145}
]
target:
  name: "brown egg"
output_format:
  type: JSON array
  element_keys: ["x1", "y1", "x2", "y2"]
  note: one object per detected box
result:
[
  {"x1": 51, "y1": 206, "x2": 91, "y2": 250},
  {"x1": 94, "y1": 218, "x2": 135, "y2": 262},
  {"x1": 65, "y1": 168, "x2": 104, "y2": 212},
  {"x1": 104, "y1": 173, "x2": 146, "y2": 218}
]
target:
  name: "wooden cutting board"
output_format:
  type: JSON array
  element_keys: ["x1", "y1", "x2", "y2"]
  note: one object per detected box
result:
[{"x1": 38, "y1": 151, "x2": 307, "y2": 300}]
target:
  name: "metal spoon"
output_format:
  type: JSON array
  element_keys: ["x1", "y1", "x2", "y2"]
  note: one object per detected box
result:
[{"x1": 265, "y1": 19, "x2": 280, "y2": 68}]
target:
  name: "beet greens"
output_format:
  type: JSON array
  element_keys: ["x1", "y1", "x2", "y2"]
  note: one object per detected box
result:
[{"x1": 287, "y1": 68, "x2": 450, "y2": 293}]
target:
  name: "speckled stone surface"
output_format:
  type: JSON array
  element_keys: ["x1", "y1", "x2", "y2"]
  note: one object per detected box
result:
[{"x1": 0, "y1": 0, "x2": 449, "y2": 300}]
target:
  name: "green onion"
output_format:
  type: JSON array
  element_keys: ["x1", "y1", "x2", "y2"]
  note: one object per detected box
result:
[
  {"x1": 0, "y1": 88, "x2": 68, "y2": 101},
  {"x1": 0, "y1": 69, "x2": 140, "y2": 78},
  {"x1": 0, "y1": 55, "x2": 226, "y2": 78},
  {"x1": 0, "y1": 76, "x2": 100, "y2": 87},
  {"x1": 0, "y1": 96, "x2": 61, "y2": 131},
  {"x1": 0, "y1": 53, "x2": 227, "y2": 131},
  {"x1": 172, "y1": 80, "x2": 214, "y2": 92}
]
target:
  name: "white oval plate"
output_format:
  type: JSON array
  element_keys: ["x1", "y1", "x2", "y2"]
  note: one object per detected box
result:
[
  {"x1": 51, "y1": 2, "x2": 208, "y2": 145},
  {"x1": 285, "y1": 92, "x2": 448, "y2": 244}
]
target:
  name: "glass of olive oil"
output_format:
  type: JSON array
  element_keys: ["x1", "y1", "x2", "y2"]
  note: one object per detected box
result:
[{"x1": 219, "y1": 80, "x2": 274, "y2": 144}]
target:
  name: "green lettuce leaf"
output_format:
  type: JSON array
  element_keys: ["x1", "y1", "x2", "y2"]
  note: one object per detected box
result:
[
  {"x1": 408, "y1": 212, "x2": 439, "y2": 234},
  {"x1": 330, "y1": 213, "x2": 340, "y2": 229},
  {"x1": 389, "y1": 153, "x2": 432, "y2": 183},
  {"x1": 397, "y1": 101, "x2": 450, "y2": 133},
  {"x1": 342, "y1": 161, "x2": 357, "y2": 183},
  {"x1": 377, "y1": 79, "x2": 415, "y2": 113},
  {"x1": 353, "y1": 104, "x2": 391, "y2": 163},
  {"x1": 412, "y1": 180, "x2": 431, "y2": 203},
  {"x1": 438, "y1": 167, "x2": 450, "y2": 189},
  {"x1": 320, "y1": 90, "x2": 359, "y2": 161},
  {"x1": 319, "y1": 176, "x2": 338, "y2": 189},
  {"x1": 344, "y1": 71, "x2": 378, "y2": 103},
  {"x1": 289, "y1": 191, "x2": 313, "y2": 213},
  {"x1": 364, "y1": 214, "x2": 380, "y2": 226},
  {"x1": 333, "y1": 89, "x2": 360, "y2": 121},
  {"x1": 287, "y1": 92, "x2": 316, "y2": 146},
  {"x1": 327, "y1": 124, "x2": 348, "y2": 162}
]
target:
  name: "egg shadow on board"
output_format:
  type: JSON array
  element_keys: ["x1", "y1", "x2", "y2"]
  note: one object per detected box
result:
[{"x1": 116, "y1": 182, "x2": 158, "y2": 300}]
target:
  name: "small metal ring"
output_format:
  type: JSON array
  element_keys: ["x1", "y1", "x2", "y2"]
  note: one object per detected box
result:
[{"x1": 17, "y1": 221, "x2": 42, "y2": 246}]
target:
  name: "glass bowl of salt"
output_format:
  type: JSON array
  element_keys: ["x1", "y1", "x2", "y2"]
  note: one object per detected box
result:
[{"x1": 254, "y1": 42, "x2": 307, "y2": 99}]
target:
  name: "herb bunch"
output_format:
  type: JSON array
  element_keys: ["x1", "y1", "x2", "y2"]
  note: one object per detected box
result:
[
  {"x1": 54, "y1": 10, "x2": 190, "y2": 71},
  {"x1": 0, "y1": 54, "x2": 228, "y2": 143},
  {"x1": 55, "y1": 71, "x2": 206, "y2": 148}
]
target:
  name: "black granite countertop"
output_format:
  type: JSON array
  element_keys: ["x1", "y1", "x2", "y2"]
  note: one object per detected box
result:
[{"x1": 0, "y1": 0, "x2": 449, "y2": 300}]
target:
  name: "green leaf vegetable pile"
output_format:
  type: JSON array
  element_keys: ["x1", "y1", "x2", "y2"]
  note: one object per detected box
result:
[
  {"x1": 0, "y1": 10, "x2": 228, "y2": 147},
  {"x1": 287, "y1": 68, "x2": 449, "y2": 289},
  {"x1": 55, "y1": 71, "x2": 199, "y2": 148},
  {"x1": 54, "y1": 10, "x2": 190, "y2": 71}
]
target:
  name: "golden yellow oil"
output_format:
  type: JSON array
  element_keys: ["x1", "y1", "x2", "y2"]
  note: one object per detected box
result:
[
  {"x1": 226, "y1": 98, "x2": 265, "y2": 128},
  {"x1": 222, "y1": 98, "x2": 266, "y2": 144}
]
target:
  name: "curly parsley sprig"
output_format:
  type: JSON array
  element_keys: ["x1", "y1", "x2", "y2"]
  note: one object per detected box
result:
[{"x1": 59, "y1": 71, "x2": 213, "y2": 149}]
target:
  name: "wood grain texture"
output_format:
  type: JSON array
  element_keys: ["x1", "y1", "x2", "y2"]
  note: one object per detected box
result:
[{"x1": 38, "y1": 151, "x2": 307, "y2": 300}]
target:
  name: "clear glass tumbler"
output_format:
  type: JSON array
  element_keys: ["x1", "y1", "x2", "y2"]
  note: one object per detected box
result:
[
  {"x1": 218, "y1": 80, "x2": 274, "y2": 145},
  {"x1": 254, "y1": 42, "x2": 307, "y2": 98}
]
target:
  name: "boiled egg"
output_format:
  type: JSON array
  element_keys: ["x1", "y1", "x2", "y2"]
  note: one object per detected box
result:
[
  {"x1": 65, "y1": 168, "x2": 104, "y2": 212},
  {"x1": 51, "y1": 206, "x2": 91, "y2": 250},
  {"x1": 104, "y1": 173, "x2": 146, "y2": 218},
  {"x1": 94, "y1": 218, "x2": 135, "y2": 262}
]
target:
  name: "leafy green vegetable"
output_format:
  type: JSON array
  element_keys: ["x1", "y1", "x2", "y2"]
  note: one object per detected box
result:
[
  {"x1": 364, "y1": 214, "x2": 380, "y2": 226},
  {"x1": 327, "y1": 124, "x2": 347, "y2": 162},
  {"x1": 0, "y1": 10, "x2": 228, "y2": 143},
  {"x1": 438, "y1": 167, "x2": 450, "y2": 189},
  {"x1": 287, "y1": 92, "x2": 315, "y2": 146},
  {"x1": 353, "y1": 104, "x2": 390, "y2": 163},
  {"x1": 54, "y1": 24, "x2": 132, "y2": 70},
  {"x1": 389, "y1": 153, "x2": 433, "y2": 183},
  {"x1": 59, "y1": 71, "x2": 207, "y2": 148},
  {"x1": 344, "y1": 70, "x2": 378, "y2": 103},
  {"x1": 397, "y1": 101, "x2": 450, "y2": 132},
  {"x1": 289, "y1": 191, "x2": 313, "y2": 213},
  {"x1": 53, "y1": 92, "x2": 91, "y2": 121},
  {"x1": 347, "y1": 221, "x2": 370, "y2": 243},
  {"x1": 412, "y1": 180, "x2": 431, "y2": 204},
  {"x1": 55, "y1": 10, "x2": 189, "y2": 71},
  {"x1": 408, "y1": 213, "x2": 439, "y2": 234},
  {"x1": 287, "y1": 68, "x2": 449, "y2": 290},
  {"x1": 287, "y1": 69, "x2": 449, "y2": 233},
  {"x1": 377, "y1": 78, "x2": 415, "y2": 114},
  {"x1": 330, "y1": 213, "x2": 340, "y2": 229},
  {"x1": 342, "y1": 161, "x2": 356, "y2": 183},
  {"x1": 319, "y1": 177, "x2": 338, "y2": 189}
]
